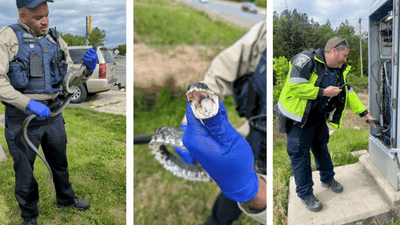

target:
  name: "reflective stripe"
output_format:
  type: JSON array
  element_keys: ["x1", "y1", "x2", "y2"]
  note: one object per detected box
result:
[
  {"x1": 277, "y1": 101, "x2": 302, "y2": 122},
  {"x1": 290, "y1": 77, "x2": 309, "y2": 84},
  {"x1": 348, "y1": 87, "x2": 354, "y2": 94}
]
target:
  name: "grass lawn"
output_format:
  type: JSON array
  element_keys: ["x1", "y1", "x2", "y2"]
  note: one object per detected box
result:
[
  {"x1": 0, "y1": 106, "x2": 126, "y2": 224},
  {"x1": 134, "y1": 85, "x2": 260, "y2": 224},
  {"x1": 134, "y1": 0, "x2": 248, "y2": 47}
]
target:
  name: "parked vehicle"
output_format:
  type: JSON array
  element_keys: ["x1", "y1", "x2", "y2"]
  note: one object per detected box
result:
[
  {"x1": 242, "y1": 1, "x2": 258, "y2": 14},
  {"x1": 66, "y1": 46, "x2": 118, "y2": 103}
]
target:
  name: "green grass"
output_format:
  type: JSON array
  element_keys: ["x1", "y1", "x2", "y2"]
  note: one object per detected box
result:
[
  {"x1": 273, "y1": 120, "x2": 369, "y2": 225},
  {"x1": 134, "y1": 0, "x2": 248, "y2": 47},
  {"x1": 134, "y1": 85, "x2": 255, "y2": 224},
  {"x1": 0, "y1": 102, "x2": 4, "y2": 114},
  {"x1": 0, "y1": 106, "x2": 126, "y2": 224}
]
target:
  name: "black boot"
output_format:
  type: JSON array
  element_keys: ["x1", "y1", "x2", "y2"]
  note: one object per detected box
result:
[
  {"x1": 22, "y1": 218, "x2": 37, "y2": 225},
  {"x1": 301, "y1": 195, "x2": 322, "y2": 212},
  {"x1": 58, "y1": 197, "x2": 90, "y2": 211}
]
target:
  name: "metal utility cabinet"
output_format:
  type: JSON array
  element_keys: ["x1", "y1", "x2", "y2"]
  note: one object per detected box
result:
[{"x1": 369, "y1": 0, "x2": 400, "y2": 190}]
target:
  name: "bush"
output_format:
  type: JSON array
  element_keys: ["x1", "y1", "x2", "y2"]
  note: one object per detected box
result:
[
  {"x1": 346, "y1": 73, "x2": 369, "y2": 93},
  {"x1": 273, "y1": 56, "x2": 289, "y2": 105}
]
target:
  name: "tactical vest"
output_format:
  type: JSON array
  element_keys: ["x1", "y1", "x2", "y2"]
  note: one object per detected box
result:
[
  {"x1": 232, "y1": 48, "x2": 266, "y2": 119},
  {"x1": 7, "y1": 24, "x2": 67, "y2": 94},
  {"x1": 231, "y1": 49, "x2": 266, "y2": 174}
]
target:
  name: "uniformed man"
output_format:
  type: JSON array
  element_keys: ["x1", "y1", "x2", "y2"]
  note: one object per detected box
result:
[
  {"x1": 176, "y1": 20, "x2": 266, "y2": 224},
  {"x1": 0, "y1": 1, "x2": 98, "y2": 224},
  {"x1": 275, "y1": 37, "x2": 375, "y2": 212}
]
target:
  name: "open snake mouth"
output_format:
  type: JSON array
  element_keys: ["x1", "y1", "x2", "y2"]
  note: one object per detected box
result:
[{"x1": 186, "y1": 82, "x2": 219, "y2": 120}]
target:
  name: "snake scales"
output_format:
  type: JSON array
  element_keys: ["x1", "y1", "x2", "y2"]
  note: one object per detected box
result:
[
  {"x1": 148, "y1": 82, "x2": 219, "y2": 182},
  {"x1": 149, "y1": 126, "x2": 213, "y2": 182}
]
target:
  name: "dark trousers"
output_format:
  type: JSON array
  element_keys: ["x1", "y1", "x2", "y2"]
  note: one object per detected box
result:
[
  {"x1": 4, "y1": 104, "x2": 75, "y2": 219},
  {"x1": 205, "y1": 192, "x2": 242, "y2": 225},
  {"x1": 286, "y1": 118, "x2": 335, "y2": 200},
  {"x1": 205, "y1": 127, "x2": 266, "y2": 225}
]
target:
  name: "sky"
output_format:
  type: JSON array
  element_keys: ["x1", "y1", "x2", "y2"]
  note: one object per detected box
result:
[
  {"x1": 273, "y1": 0, "x2": 375, "y2": 32},
  {"x1": 0, "y1": 0, "x2": 126, "y2": 49}
]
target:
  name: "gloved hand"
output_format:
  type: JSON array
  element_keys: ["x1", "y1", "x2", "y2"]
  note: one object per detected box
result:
[
  {"x1": 183, "y1": 102, "x2": 259, "y2": 203},
  {"x1": 173, "y1": 124, "x2": 196, "y2": 164},
  {"x1": 83, "y1": 48, "x2": 98, "y2": 72},
  {"x1": 26, "y1": 100, "x2": 50, "y2": 118}
]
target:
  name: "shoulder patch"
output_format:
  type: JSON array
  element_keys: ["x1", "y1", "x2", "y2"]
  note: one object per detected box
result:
[{"x1": 294, "y1": 54, "x2": 311, "y2": 68}]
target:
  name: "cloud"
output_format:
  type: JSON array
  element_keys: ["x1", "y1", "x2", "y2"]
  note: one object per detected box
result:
[
  {"x1": 0, "y1": 0, "x2": 126, "y2": 48},
  {"x1": 274, "y1": 0, "x2": 369, "y2": 30}
]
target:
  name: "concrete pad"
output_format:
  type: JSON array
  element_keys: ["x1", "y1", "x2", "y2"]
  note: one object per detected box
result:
[
  {"x1": 359, "y1": 154, "x2": 400, "y2": 208},
  {"x1": 90, "y1": 91, "x2": 126, "y2": 107},
  {"x1": 288, "y1": 161, "x2": 393, "y2": 225},
  {"x1": 0, "y1": 114, "x2": 4, "y2": 127},
  {"x1": 0, "y1": 144, "x2": 6, "y2": 163},
  {"x1": 0, "y1": 115, "x2": 6, "y2": 163},
  {"x1": 91, "y1": 91, "x2": 126, "y2": 116}
]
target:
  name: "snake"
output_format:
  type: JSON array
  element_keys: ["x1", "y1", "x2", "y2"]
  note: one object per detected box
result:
[
  {"x1": 22, "y1": 95, "x2": 72, "y2": 197},
  {"x1": 22, "y1": 46, "x2": 98, "y2": 196},
  {"x1": 148, "y1": 82, "x2": 219, "y2": 182}
]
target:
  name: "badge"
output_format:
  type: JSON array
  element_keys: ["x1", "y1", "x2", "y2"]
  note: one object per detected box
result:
[
  {"x1": 294, "y1": 54, "x2": 310, "y2": 68},
  {"x1": 29, "y1": 44, "x2": 35, "y2": 49}
]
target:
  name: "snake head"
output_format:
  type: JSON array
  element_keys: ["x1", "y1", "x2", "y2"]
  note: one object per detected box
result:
[{"x1": 186, "y1": 82, "x2": 219, "y2": 120}]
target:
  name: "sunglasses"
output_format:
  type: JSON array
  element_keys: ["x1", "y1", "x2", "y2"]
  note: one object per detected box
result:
[{"x1": 333, "y1": 39, "x2": 349, "y2": 48}]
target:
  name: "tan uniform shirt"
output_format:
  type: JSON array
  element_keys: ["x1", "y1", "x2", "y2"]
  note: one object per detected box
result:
[
  {"x1": 202, "y1": 20, "x2": 266, "y2": 101},
  {"x1": 182, "y1": 20, "x2": 266, "y2": 125},
  {"x1": 202, "y1": 21, "x2": 267, "y2": 223},
  {"x1": 0, "y1": 19, "x2": 73, "y2": 110}
]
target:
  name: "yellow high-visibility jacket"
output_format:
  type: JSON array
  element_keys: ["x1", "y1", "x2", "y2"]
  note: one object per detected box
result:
[{"x1": 276, "y1": 48, "x2": 367, "y2": 129}]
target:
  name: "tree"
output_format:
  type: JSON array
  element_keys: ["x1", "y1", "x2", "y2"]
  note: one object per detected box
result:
[
  {"x1": 117, "y1": 44, "x2": 126, "y2": 56},
  {"x1": 274, "y1": 8, "x2": 369, "y2": 77},
  {"x1": 273, "y1": 9, "x2": 314, "y2": 59},
  {"x1": 313, "y1": 24, "x2": 336, "y2": 49},
  {"x1": 60, "y1": 33, "x2": 86, "y2": 46},
  {"x1": 325, "y1": 19, "x2": 332, "y2": 28},
  {"x1": 89, "y1": 27, "x2": 107, "y2": 45}
]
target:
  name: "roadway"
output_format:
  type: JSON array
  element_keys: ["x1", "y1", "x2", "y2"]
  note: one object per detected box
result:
[
  {"x1": 175, "y1": 0, "x2": 266, "y2": 29},
  {"x1": 112, "y1": 56, "x2": 126, "y2": 91}
]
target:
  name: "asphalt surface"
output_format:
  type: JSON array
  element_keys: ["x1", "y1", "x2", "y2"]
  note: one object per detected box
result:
[
  {"x1": 175, "y1": 0, "x2": 266, "y2": 29},
  {"x1": 111, "y1": 56, "x2": 126, "y2": 91}
]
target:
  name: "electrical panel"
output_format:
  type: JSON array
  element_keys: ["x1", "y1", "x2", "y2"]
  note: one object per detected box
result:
[{"x1": 368, "y1": 0, "x2": 400, "y2": 190}]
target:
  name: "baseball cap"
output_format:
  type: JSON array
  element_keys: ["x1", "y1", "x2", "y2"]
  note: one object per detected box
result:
[
  {"x1": 324, "y1": 36, "x2": 350, "y2": 51},
  {"x1": 16, "y1": 0, "x2": 54, "y2": 9}
]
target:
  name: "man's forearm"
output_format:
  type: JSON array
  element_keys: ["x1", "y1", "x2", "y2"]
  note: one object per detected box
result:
[{"x1": 243, "y1": 174, "x2": 266, "y2": 210}]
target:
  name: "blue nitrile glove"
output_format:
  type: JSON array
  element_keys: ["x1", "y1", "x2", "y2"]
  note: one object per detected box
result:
[
  {"x1": 173, "y1": 124, "x2": 196, "y2": 164},
  {"x1": 183, "y1": 102, "x2": 259, "y2": 203},
  {"x1": 83, "y1": 48, "x2": 98, "y2": 72},
  {"x1": 26, "y1": 100, "x2": 50, "y2": 118}
]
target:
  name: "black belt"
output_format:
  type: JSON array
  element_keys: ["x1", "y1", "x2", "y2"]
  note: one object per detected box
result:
[{"x1": 37, "y1": 98, "x2": 57, "y2": 105}]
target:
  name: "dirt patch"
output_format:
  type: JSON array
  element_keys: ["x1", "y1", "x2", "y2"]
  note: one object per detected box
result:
[
  {"x1": 329, "y1": 92, "x2": 370, "y2": 131},
  {"x1": 134, "y1": 44, "x2": 214, "y2": 90}
]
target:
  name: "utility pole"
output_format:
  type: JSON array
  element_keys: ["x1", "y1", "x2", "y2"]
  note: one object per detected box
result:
[
  {"x1": 85, "y1": 16, "x2": 88, "y2": 46},
  {"x1": 359, "y1": 18, "x2": 363, "y2": 78},
  {"x1": 85, "y1": 15, "x2": 93, "y2": 46}
]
